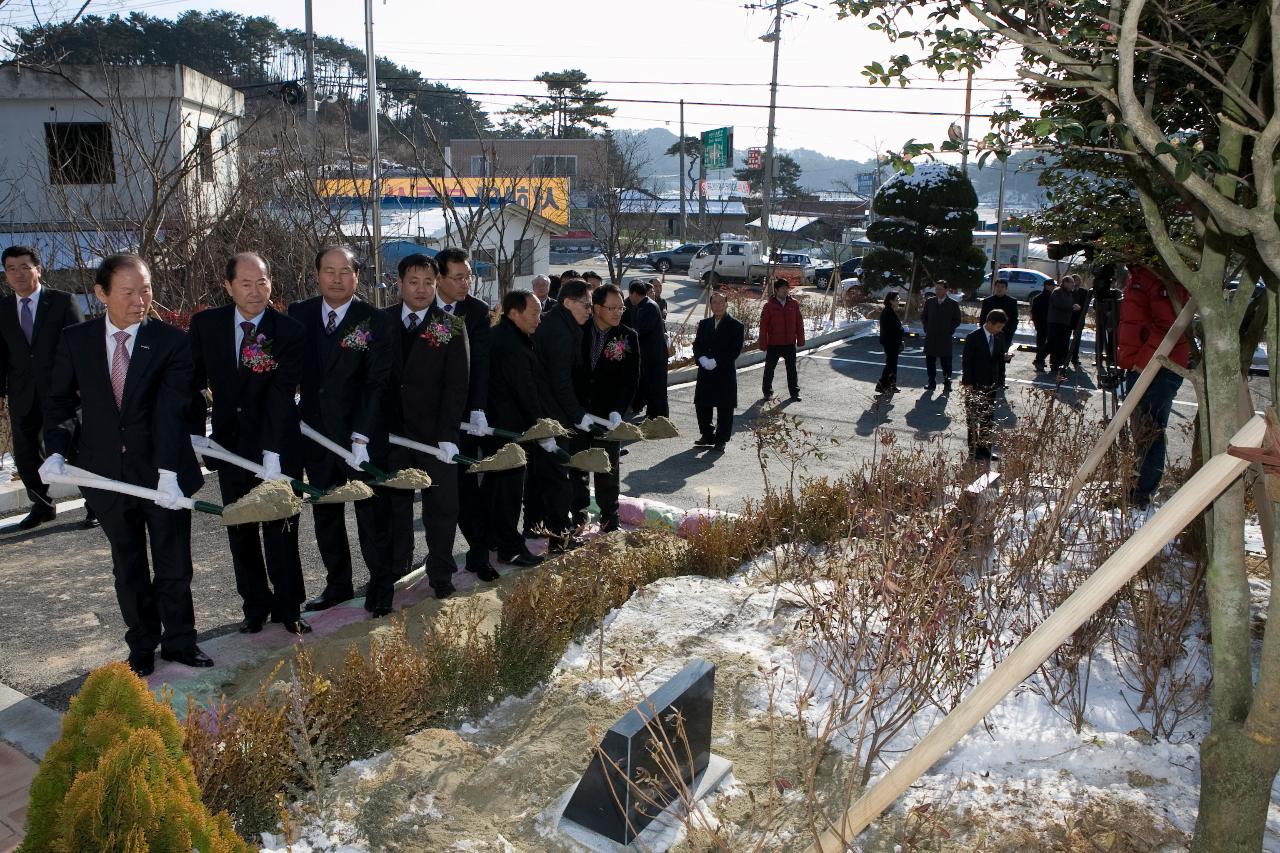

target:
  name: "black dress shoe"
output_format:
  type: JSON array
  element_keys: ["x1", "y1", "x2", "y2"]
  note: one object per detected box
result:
[
  {"x1": 81, "y1": 512, "x2": 100, "y2": 530},
  {"x1": 238, "y1": 618, "x2": 266, "y2": 634},
  {"x1": 599, "y1": 518, "x2": 620, "y2": 534},
  {"x1": 789, "y1": 393, "x2": 801, "y2": 402},
  {"x1": 498, "y1": 551, "x2": 542, "y2": 569},
  {"x1": 433, "y1": 583, "x2": 456, "y2": 600},
  {"x1": 16, "y1": 505, "x2": 55, "y2": 531},
  {"x1": 274, "y1": 617, "x2": 312, "y2": 635},
  {"x1": 160, "y1": 646, "x2": 214, "y2": 668},
  {"x1": 713, "y1": 443, "x2": 726, "y2": 452},
  {"x1": 303, "y1": 590, "x2": 352, "y2": 612},
  {"x1": 366, "y1": 606, "x2": 393, "y2": 619},
  {"x1": 127, "y1": 652, "x2": 155, "y2": 677},
  {"x1": 693, "y1": 436, "x2": 716, "y2": 448}
]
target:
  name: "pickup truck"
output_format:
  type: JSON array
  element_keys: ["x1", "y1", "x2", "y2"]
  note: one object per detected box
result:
[{"x1": 688, "y1": 240, "x2": 808, "y2": 284}]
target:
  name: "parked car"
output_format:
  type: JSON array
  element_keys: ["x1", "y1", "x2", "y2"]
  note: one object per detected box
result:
[
  {"x1": 646, "y1": 243, "x2": 707, "y2": 273},
  {"x1": 776, "y1": 252, "x2": 818, "y2": 284},
  {"x1": 988, "y1": 267, "x2": 1055, "y2": 300},
  {"x1": 814, "y1": 257, "x2": 863, "y2": 286}
]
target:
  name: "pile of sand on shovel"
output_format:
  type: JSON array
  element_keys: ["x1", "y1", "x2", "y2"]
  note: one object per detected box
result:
[
  {"x1": 379, "y1": 468, "x2": 433, "y2": 489},
  {"x1": 567, "y1": 447, "x2": 612, "y2": 474},
  {"x1": 313, "y1": 480, "x2": 375, "y2": 504},
  {"x1": 602, "y1": 421, "x2": 645, "y2": 442},
  {"x1": 518, "y1": 418, "x2": 570, "y2": 441},
  {"x1": 639, "y1": 415, "x2": 680, "y2": 439},
  {"x1": 468, "y1": 442, "x2": 527, "y2": 474},
  {"x1": 222, "y1": 480, "x2": 304, "y2": 526}
]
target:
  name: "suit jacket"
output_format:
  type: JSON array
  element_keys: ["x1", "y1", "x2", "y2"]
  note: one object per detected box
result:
[
  {"x1": 487, "y1": 317, "x2": 543, "y2": 433},
  {"x1": 187, "y1": 305, "x2": 306, "y2": 479},
  {"x1": 692, "y1": 314, "x2": 745, "y2": 407},
  {"x1": 384, "y1": 301, "x2": 469, "y2": 445},
  {"x1": 533, "y1": 304, "x2": 587, "y2": 427},
  {"x1": 44, "y1": 317, "x2": 203, "y2": 503},
  {"x1": 961, "y1": 327, "x2": 1008, "y2": 389},
  {"x1": 539, "y1": 296, "x2": 559, "y2": 312},
  {"x1": 627, "y1": 297, "x2": 668, "y2": 379},
  {"x1": 287, "y1": 296, "x2": 394, "y2": 477},
  {"x1": 0, "y1": 287, "x2": 84, "y2": 417},
  {"x1": 1030, "y1": 288, "x2": 1053, "y2": 328},
  {"x1": 921, "y1": 295, "x2": 961, "y2": 356},
  {"x1": 576, "y1": 322, "x2": 640, "y2": 417},
  {"x1": 447, "y1": 295, "x2": 492, "y2": 414}
]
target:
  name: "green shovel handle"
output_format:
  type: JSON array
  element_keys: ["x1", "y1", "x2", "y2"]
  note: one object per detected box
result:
[{"x1": 192, "y1": 500, "x2": 224, "y2": 516}]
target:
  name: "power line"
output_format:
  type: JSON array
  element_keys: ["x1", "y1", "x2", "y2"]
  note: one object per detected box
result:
[{"x1": 374, "y1": 74, "x2": 1021, "y2": 93}]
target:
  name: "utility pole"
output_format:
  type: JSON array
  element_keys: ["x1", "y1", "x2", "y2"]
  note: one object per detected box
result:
[
  {"x1": 678, "y1": 99, "x2": 687, "y2": 242},
  {"x1": 960, "y1": 68, "x2": 973, "y2": 176},
  {"x1": 304, "y1": 0, "x2": 317, "y2": 129},
  {"x1": 698, "y1": 139, "x2": 707, "y2": 229},
  {"x1": 364, "y1": 0, "x2": 384, "y2": 307},
  {"x1": 759, "y1": 0, "x2": 784, "y2": 275},
  {"x1": 990, "y1": 92, "x2": 1012, "y2": 293}
]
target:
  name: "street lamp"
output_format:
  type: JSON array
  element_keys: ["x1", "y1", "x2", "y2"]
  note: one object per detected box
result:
[{"x1": 989, "y1": 92, "x2": 1013, "y2": 292}]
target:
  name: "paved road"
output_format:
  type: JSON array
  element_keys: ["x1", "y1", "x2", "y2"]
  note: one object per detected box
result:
[{"x1": 0, "y1": 318, "x2": 1218, "y2": 713}]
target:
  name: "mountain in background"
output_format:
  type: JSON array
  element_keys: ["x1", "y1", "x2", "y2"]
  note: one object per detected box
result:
[{"x1": 618, "y1": 127, "x2": 1049, "y2": 206}]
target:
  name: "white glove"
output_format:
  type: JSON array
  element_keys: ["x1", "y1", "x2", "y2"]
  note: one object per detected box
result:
[
  {"x1": 38, "y1": 453, "x2": 66, "y2": 483},
  {"x1": 538, "y1": 437, "x2": 558, "y2": 452},
  {"x1": 437, "y1": 441, "x2": 460, "y2": 462},
  {"x1": 154, "y1": 469, "x2": 183, "y2": 510},
  {"x1": 191, "y1": 434, "x2": 210, "y2": 450},
  {"x1": 576, "y1": 414, "x2": 595, "y2": 432},
  {"x1": 348, "y1": 441, "x2": 370, "y2": 471},
  {"x1": 463, "y1": 409, "x2": 490, "y2": 436},
  {"x1": 608, "y1": 411, "x2": 623, "y2": 429},
  {"x1": 261, "y1": 450, "x2": 289, "y2": 481},
  {"x1": 704, "y1": 357, "x2": 718, "y2": 370},
  {"x1": 697, "y1": 356, "x2": 713, "y2": 370}
]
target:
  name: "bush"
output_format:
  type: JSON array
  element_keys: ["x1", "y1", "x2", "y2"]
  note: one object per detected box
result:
[{"x1": 21, "y1": 662, "x2": 250, "y2": 853}]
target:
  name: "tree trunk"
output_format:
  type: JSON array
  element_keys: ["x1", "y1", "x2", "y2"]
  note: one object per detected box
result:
[{"x1": 1192, "y1": 723, "x2": 1280, "y2": 852}]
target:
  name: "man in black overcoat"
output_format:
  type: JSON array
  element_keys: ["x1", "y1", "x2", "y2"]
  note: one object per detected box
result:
[
  {"x1": 572, "y1": 284, "x2": 639, "y2": 532},
  {"x1": 42, "y1": 254, "x2": 209, "y2": 676},
  {"x1": 624, "y1": 280, "x2": 669, "y2": 418},
  {"x1": 921, "y1": 281, "x2": 961, "y2": 393},
  {"x1": 0, "y1": 244, "x2": 90, "y2": 530},
  {"x1": 692, "y1": 290, "x2": 745, "y2": 451},
  {"x1": 384, "y1": 253, "x2": 473, "y2": 598},
  {"x1": 961, "y1": 308, "x2": 1012, "y2": 462},
  {"x1": 289, "y1": 246, "x2": 397, "y2": 618},
  {"x1": 188, "y1": 253, "x2": 310, "y2": 635}
]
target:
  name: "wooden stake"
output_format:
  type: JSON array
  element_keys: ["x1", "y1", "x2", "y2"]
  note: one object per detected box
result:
[{"x1": 807, "y1": 413, "x2": 1267, "y2": 851}]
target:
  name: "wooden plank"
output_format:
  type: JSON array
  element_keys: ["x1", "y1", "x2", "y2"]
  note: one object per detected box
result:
[{"x1": 807, "y1": 413, "x2": 1267, "y2": 851}]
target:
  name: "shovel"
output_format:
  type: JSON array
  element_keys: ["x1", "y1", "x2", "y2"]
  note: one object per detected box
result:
[
  {"x1": 42, "y1": 463, "x2": 223, "y2": 516},
  {"x1": 192, "y1": 438, "x2": 328, "y2": 499},
  {"x1": 299, "y1": 421, "x2": 395, "y2": 480},
  {"x1": 390, "y1": 433, "x2": 525, "y2": 473},
  {"x1": 586, "y1": 414, "x2": 645, "y2": 442},
  {"x1": 459, "y1": 418, "x2": 570, "y2": 444},
  {"x1": 390, "y1": 432, "x2": 480, "y2": 466}
]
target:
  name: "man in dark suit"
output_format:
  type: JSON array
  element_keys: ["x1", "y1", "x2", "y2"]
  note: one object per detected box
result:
[
  {"x1": 188, "y1": 253, "x2": 310, "y2": 635},
  {"x1": 922, "y1": 281, "x2": 962, "y2": 393},
  {"x1": 289, "y1": 246, "x2": 397, "y2": 618},
  {"x1": 485, "y1": 290, "x2": 549, "y2": 567},
  {"x1": 0, "y1": 245, "x2": 91, "y2": 530},
  {"x1": 532, "y1": 275, "x2": 557, "y2": 311},
  {"x1": 979, "y1": 279, "x2": 1019, "y2": 389},
  {"x1": 434, "y1": 247, "x2": 495, "y2": 578},
  {"x1": 384, "y1": 253, "x2": 474, "y2": 599},
  {"x1": 573, "y1": 284, "x2": 639, "y2": 532},
  {"x1": 961, "y1": 308, "x2": 1012, "y2": 462},
  {"x1": 624, "y1": 280, "x2": 669, "y2": 418},
  {"x1": 1029, "y1": 278, "x2": 1054, "y2": 371},
  {"x1": 692, "y1": 291, "x2": 745, "y2": 451},
  {"x1": 41, "y1": 254, "x2": 209, "y2": 677},
  {"x1": 530, "y1": 279, "x2": 594, "y2": 549}
]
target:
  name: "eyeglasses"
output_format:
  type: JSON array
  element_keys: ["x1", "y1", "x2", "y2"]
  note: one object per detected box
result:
[
  {"x1": 444, "y1": 273, "x2": 470, "y2": 283},
  {"x1": 600, "y1": 304, "x2": 625, "y2": 313}
]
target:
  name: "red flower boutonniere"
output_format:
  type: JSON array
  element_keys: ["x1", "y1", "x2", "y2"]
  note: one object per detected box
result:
[
  {"x1": 419, "y1": 320, "x2": 455, "y2": 347},
  {"x1": 240, "y1": 334, "x2": 277, "y2": 373},
  {"x1": 340, "y1": 322, "x2": 372, "y2": 351},
  {"x1": 603, "y1": 337, "x2": 630, "y2": 362}
]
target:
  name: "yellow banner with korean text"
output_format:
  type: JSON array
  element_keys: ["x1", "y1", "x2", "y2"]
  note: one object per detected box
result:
[{"x1": 316, "y1": 177, "x2": 570, "y2": 226}]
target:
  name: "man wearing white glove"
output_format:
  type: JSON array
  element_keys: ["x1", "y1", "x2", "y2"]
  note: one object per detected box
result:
[
  {"x1": 697, "y1": 356, "x2": 716, "y2": 371},
  {"x1": 692, "y1": 290, "x2": 745, "y2": 450},
  {"x1": 44, "y1": 253, "x2": 209, "y2": 676},
  {"x1": 37, "y1": 451, "x2": 66, "y2": 482}
]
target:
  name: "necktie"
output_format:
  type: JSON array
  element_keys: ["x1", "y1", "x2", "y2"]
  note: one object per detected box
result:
[
  {"x1": 110, "y1": 330, "x2": 130, "y2": 408},
  {"x1": 406, "y1": 312, "x2": 419, "y2": 333},
  {"x1": 240, "y1": 321, "x2": 255, "y2": 365},
  {"x1": 325, "y1": 309, "x2": 338, "y2": 335},
  {"x1": 987, "y1": 332, "x2": 994, "y2": 354},
  {"x1": 444, "y1": 303, "x2": 454, "y2": 315},
  {"x1": 19, "y1": 298, "x2": 33, "y2": 344}
]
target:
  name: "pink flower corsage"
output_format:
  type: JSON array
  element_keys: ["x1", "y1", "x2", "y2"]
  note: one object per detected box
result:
[
  {"x1": 340, "y1": 322, "x2": 372, "y2": 351},
  {"x1": 603, "y1": 337, "x2": 630, "y2": 361},
  {"x1": 419, "y1": 320, "x2": 455, "y2": 347},
  {"x1": 240, "y1": 334, "x2": 278, "y2": 373}
]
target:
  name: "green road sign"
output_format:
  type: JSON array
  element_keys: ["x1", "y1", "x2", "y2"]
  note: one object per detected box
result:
[{"x1": 701, "y1": 127, "x2": 733, "y2": 170}]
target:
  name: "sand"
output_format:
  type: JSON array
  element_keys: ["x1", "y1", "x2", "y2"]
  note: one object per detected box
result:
[
  {"x1": 566, "y1": 447, "x2": 612, "y2": 474},
  {"x1": 519, "y1": 418, "x2": 571, "y2": 442},
  {"x1": 639, "y1": 416, "x2": 681, "y2": 440},
  {"x1": 602, "y1": 421, "x2": 645, "y2": 442},
  {"x1": 313, "y1": 480, "x2": 375, "y2": 504},
  {"x1": 380, "y1": 468, "x2": 433, "y2": 489},
  {"x1": 221, "y1": 480, "x2": 304, "y2": 525},
  {"x1": 469, "y1": 442, "x2": 527, "y2": 473}
]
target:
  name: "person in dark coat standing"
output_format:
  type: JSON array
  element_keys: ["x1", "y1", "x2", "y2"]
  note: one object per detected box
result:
[
  {"x1": 0, "y1": 244, "x2": 91, "y2": 530},
  {"x1": 289, "y1": 246, "x2": 397, "y2": 618},
  {"x1": 42, "y1": 254, "x2": 209, "y2": 677},
  {"x1": 1047, "y1": 275, "x2": 1080, "y2": 380},
  {"x1": 624, "y1": 280, "x2": 669, "y2": 418},
  {"x1": 484, "y1": 290, "x2": 549, "y2": 567},
  {"x1": 435, "y1": 248, "x2": 495, "y2": 579},
  {"x1": 573, "y1": 284, "x2": 639, "y2": 532},
  {"x1": 384, "y1": 253, "x2": 473, "y2": 598},
  {"x1": 921, "y1": 281, "x2": 961, "y2": 393},
  {"x1": 692, "y1": 290, "x2": 745, "y2": 450},
  {"x1": 529, "y1": 279, "x2": 594, "y2": 546},
  {"x1": 1069, "y1": 279, "x2": 1093, "y2": 369},
  {"x1": 875, "y1": 291, "x2": 904, "y2": 394},
  {"x1": 758, "y1": 280, "x2": 805, "y2": 400},
  {"x1": 1029, "y1": 278, "x2": 1054, "y2": 370},
  {"x1": 188, "y1": 253, "x2": 310, "y2": 635},
  {"x1": 979, "y1": 279, "x2": 1019, "y2": 388},
  {"x1": 961, "y1": 308, "x2": 1012, "y2": 462}
]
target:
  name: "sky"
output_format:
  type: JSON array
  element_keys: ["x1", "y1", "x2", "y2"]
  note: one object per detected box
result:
[{"x1": 1, "y1": 0, "x2": 1037, "y2": 163}]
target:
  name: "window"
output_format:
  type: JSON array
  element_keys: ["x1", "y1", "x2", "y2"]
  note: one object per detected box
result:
[
  {"x1": 513, "y1": 239, "x2": 535, "y2": 277},
  {"x1": 531, "y1": 155, "x2": 577, "y2": 177},
  {"x1": 469, "y1": 155, "x2": 494, "y2": 177},
  {"x1": 45, "y1": 122, "x2": 116, "y2": 184},
  {"x1": 196, "y1": 127, "x2": 215, "y2": 182},
  {"x1": 726, "y1": 244, "x2": 743, "y2": 256},
  {"x1": 472, "y1": 248, "x2": 498, "y2": 281}
]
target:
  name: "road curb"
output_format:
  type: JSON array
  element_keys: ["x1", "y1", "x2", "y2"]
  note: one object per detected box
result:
[
  {"x1": 668, "y1": 318, "x2": 875, "y2": 386},
  {"x1": 0, "y1": 683, "x2": 62, "y2": 761}
]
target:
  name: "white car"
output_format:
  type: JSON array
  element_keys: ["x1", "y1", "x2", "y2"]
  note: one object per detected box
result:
[{"x1": 984, "y1": 267, "x2": 1055, "y2": 301}]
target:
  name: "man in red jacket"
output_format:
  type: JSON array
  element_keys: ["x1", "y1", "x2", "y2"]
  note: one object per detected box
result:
[
  {"x1": 1116, "y1": 265, "x2": 1189, "y2": 509},
  {"x1": 758, "y1": 280, "x2": 805, "y2": 400}
]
